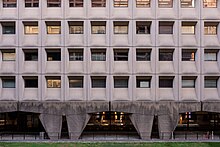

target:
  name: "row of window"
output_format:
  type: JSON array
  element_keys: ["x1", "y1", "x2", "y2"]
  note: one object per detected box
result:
[
  {"x1": 2, "y1": 21, "x2": 218, "y2": 35},
  {"x1": 1, "y1": 48, "x2": 218, "y2": 62},
  {"x1": 2, "y1": 0, "x2": 218, "y2": 8},
  {"x1": 1, "y1": 76, "x2": 218, "y2": 88}
]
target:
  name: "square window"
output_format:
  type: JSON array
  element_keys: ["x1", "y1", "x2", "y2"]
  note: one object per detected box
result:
[
  {"x1": 158, "y1": 0, "x2": 173, "y2": 8},
  {"x1": 46, "y1": 49, "x2": 61, "y2": 61},
  {"x1": 24, "y1": 77, "x2": 38, "y2": 88},
  {"x1": 69, "y1": 0, "x2": 83, "y2": 7},
  {"x1": 181, "y1": 0, "x2": 195, "y2": 8},
  {"x1": 114, "y1": 0, "x2": 128, "y2": 7},
  {"x1": 69, "y1": 21, "x2": 83, "y2": 34},
  {"x1": 1, "y1": 50, "x2": 15, "y2": 61},
  {"x1": 46, "y1": 77, "x2": 61, "y2": 88},
  {"x1": 182, "y1": 22, "x2": 196, "y2": 35},
  {"x1": 114, "y1": 77, "x2": 129, "y2": 88},
  {"x1": 136, "y1": 0, "x2": 150, "y2": 7},
  {"x1": 69, "y1": 76, "x2": 83, "y2": 88},
  {"x1": 23, "y1": 22, "x2": 38, "y2": 34},
  {"x1": 114, "y1": 49, "x2": 129, "y2": 61},
  {"x1": 114, "y1": 21, "x2": 129, "y2": 34},
  {"x1": 23, "y1": 49, "x2": 38, "y2": 61},
  {"x1": 2, "y1": 77, "x2": 15, "y2": 88},
  {"x1": 92, "y1": 0, "x2": 106, "y2": 7},
  {"x1": 182, "y1": 49, "x2": 196, "y2": 61},
  {"x1": 2, "y1": 22, "x2": 15, "y2": 34},
  {"x1": 159, "y1": 49, "x2": 174, "y2": 61},
  {"x1": 136, "y1": 76, "x2": 151, "y2": 88},
  {"x1": 91, "y1": 21, "x2": 106, "y2": 34},
  {"x1": 136, "y1": 49, "x2": 151, "y2": 61},
  {"x1": 204, "y1": 49, "x2": 218, "y2": 61},
  {"x1": 25, "y1": 0, "x2": 39, "y2": 7},
  {"x1": 182, "y1": 77, "x2": 196, "y2": 88},
  {"x1": 3, "y1": 0, "x2": 17, "y2": 8},
  {"x1": 46, "y1": 21, "x2": 61, "y2": 34},
  {"x1": 136, "y1": 21, "x2": 151, "y2": 34},
  {"x1": 159, "y1": 21, "x2": 174, "y2": 34},
  {"x1": 47, "y1": 0, "x2": 61, "y2": 7},
  {"x1": 159, "y1": 76, "x2": 174, "y2": 88},
  {"x1": 203, "y1": 0, "x2": 217, "y2": 8},
  {"x1": 204, "y1": 22, "x2": 218, "y2": 35},
  {"x1": 205, "y1": 77, "x2": 218, "y2": 88},
  {"x1": 69, "y1": 49, "x2": 83, "y2": 61},
  {"x1": 91, "y1": 76, "x2": 106, "y2": 88},
  {"x1": 91, "y1": 49, "x2": 106, "y2": 61}
]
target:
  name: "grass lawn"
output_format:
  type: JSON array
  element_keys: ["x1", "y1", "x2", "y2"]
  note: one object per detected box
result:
[{"x1": 0, "y1": 142, "x2": 220, "y2": 147}]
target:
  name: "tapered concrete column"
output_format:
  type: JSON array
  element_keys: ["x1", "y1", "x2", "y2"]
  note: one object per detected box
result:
[
  {"x1": 129, "y1": 114, "x2": 154, "y2": 139},
  {"x1": 39, "y1": 114, "x2": 62, "y2": 140},
  {"x1": 66, "y1": 114, "x2": 91, "y2": 140}
]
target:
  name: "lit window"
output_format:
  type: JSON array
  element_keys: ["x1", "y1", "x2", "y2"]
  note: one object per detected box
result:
[
  {"x1": 2, "y1": 77, "x2": 15, "y2": 88},
  {"x1": 69, "y1": 0, "x2": 83, "y2": 7},
  {"x1": 182, "y1": 22, "x2": 196, "y2": 35},
  {"x1": 69, "y1": 21, "x2": 83, "y2": 34},
  {"x1": 114, "y1": 49, "x2": 129, "y2": 61},
  {"x1": 69, "y1": 76, "x2": 83, "y2": 88},
  {"x1": 136, "y1": 76, "x2": 151, "y2": 88},
  {"x1": 47, "y1": 0, "x2": 61, "y2": 7},
  {"x1": 1, "y1": 50, "x2": 15, "y2": 61},
  {"x1": 182, "y1": 49, "x2": 196, "y2": 61},
  {"x1": 136, "y1": 0, "x2": 150, "y2": 7},
  {"x1": 136, "y1": 21, "x2": 151, "y2": 34},
  {"x1": 114, "y1": 21, "x2": 129, "y2": 34},
  {"x1": 46, "y1": 77, "x2": 61, "y2": 88},
  {"x1": 91, "y1": 21, "x2": 106, "y2": 34},
  {"x1": 159, "y1": 49, "x2": 174, "y2": 61},
  {"x1": 158, "y1": 0, "x2": 173, "y2": 8},
  {"x1": 23, "y1": 22, "x2": 38, "y2": 34},
  {"x1": 24, "y1": 77, "x2": 38, "y2": 88},
  {"x1": 205, "y1": 77, "x2": 218, "y2": 88},
  {"x1": 136, "y1": 49, "x2": 151, "y2": 61},
  {"x1": 2, "y1": 22, "x2": 15, "y2": 34},
  {"x1": 182, "y1": 77, "x2": 196, "y2": 88},
  {"x1": 114, "y1": 0, "x2": 128, "y2": 7},
  {"x1": 181, "y1": 0, "x2": 195, "y2": 8},
  {"x1": 3, "y1": 0, "x2": 16, "y2": 8},
  {"x1": 204, "y1": 22, "x2": 218, "y2": 35},
  {"x1": 159, "y1": 76, "x2": 174, "y2": 88},
  {"x1": 46, "y1": 49, "x2": 61, "y2": 61},
  {"x1": 203, "y1": 0, "x2": 217, "y2": 8},
  {"x1": 25, "y1": 0, "x2": 39, "y2": 7},
  {"x1": 114, "y1": 77, "x2": 129, "y2": 88},
  {"x1": 91, "y1": 49, "x2": 106, "y2": 61},
  {"x1": 204, "y1": 49, "x2": 218, "y2": 61},
  {"x1": 69, "y1": 49, "x2": 83, "y2": 61},
  {"x1": 159, "y1": 21, "x2": 174, "y2": 34},
  {"x1": 23, "y1": 49, "x2": 38, "y2": 61},
  {"x1": 92, "y1": 0, "x2": 106, "y2": 7},
  {"x1": 91, "y1": 76, "x2": 106, "y2": 88},
  {"x1": 46, "y1": 21, "x2": 61, "y2": 34}
]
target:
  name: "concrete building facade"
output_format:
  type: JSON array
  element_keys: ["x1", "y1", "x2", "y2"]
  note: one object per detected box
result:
[{"x1": 0, "y1": 0, "x2": 220, "y2": 140}]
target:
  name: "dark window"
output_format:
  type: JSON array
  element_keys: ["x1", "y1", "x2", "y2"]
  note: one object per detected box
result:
[
  {"x1": 159, "y1": 49, "x2": 174, "y2": 61},
  {"x1": 47, "y1": 0, "x2": 61, "y2": 7},
  {"x1": 69, "y1": 76, "x2": 83, "y2": 88},
  {"x1": 136, "y1": 76, "x2": 151, "y2": 88},
  {"x1": 91, "y1": 77, "x2": 106, "y2": 88},
  {"x1": 23, "y1": 49, "x2": 38, "y2": 61},
  {"x1": 91, "y1": 49, "x2": 106, "y2": 61},
  {"x1": 159, "y1": 21, "x2": 174, "y2": 34},
  {"x1": 136, "y1": 49, "x2": 151, "y2": 61},
  {"x1": 92, "y1": 0, "x2": 106, "y2": 7},
  {"x1": 136, "y1": 21, "x2": 151, "y2": 34},
  {"x1": 114, "y1": 77, "x2": 129, "y2": 88},
  {"x1": 2, "y1": 22, "x2": 15, "y2": 34},
  {"x1": 69, "y1": 0, "x2": 83, "y2": 7},
  {"x1": 69, "y1": 21, "x2": 84, "y2": 34},
  {"x1": 3, "y1": 0, "x2": 17, "y2": 8},
  {"x1": 69, "y1": 49, "x2": 83, "y2": 61},
  {"x1": 182, "y1": 49, "x2": 196, "y2": 61},
  {"x1": 2, "y1": 77, "x2": 15, "y2": 88},
  {"x1": 25, "y1": 0, "x2": 39, "y2": 7},
  {"x1": 114, "y1": 49, "x2": 129, "y2": 61},
  {"x1": 159, "y1": 77, "x2": 173, "y2": 88},
  {"x1": 46, "y1": 49, "x2": 61, "y2": 61},
  {"x1": 205, "y1": 77, "x2": 218, "y2": 88},
  {"x1": 24, "y1": 78, "x2": 38, "y2": 88}
]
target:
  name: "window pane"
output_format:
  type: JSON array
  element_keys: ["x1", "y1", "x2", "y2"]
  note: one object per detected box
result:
[
  {"x1": 203, "y1": 0, "x2": 217, "y2": 8},
  {"x1": 114, "y1": 78, "x2": 128, "y2": 88},
  {"x1": 204, "y1": 25, "x2": 217, "y2": 35},
  {"x1": 2, "y1": 79, "x2": 15, "y2": 88},
  {"x1": 159, "y1": 77, "x2": 173, "y2": 88},
  {"x1": 91, "y1": 23, "x2": 106, "y2": 34},
  {"x1": 69, "y1": 49, "x2": 83, "y2": 61},
  {"x1": 47, "y1": 78, "x2": 61, "y2": 88},
  {"x1": 158, "y1": 0, "x2": 173, "y2": 8},
  {"x1": 114, "y1": 0, "x2": 128, "y2": 7},
  {"x1": 46, "y1": 50, "x2": 61, "y2": 61},
  {"x1": 92, "y1": 77, "x2": 106, "y2": 88},
  {"x1": 159, "y1": 22, "x2": 173, "y2": 34},
  {"x1": 182, "y1": 79, "x2": 195, "y2": 88},
  {"x1": 181, "y1": 0, "x2": 195, "y2": 8},
  {"x1": 136, "y1": 0, "x2": 150, "y2": 7},
  {"x1": 92, "y1": 0, "x2": 106, "y2": 7},
  {"x1": 69, "y1": 21, "x2": 83, "y2": 34},
  {"x1": 69, "y1": 0, "x2": 83, "y2": 7},
  {"x1": 3, "y1": 0, "x2": 17, "y2": 8},
  {"x1": 182, "y1": 50, "x2": 196, "y2": 61},
  {"x1": 114, "y1": 50, "x2": 129, "y2": 61},
  {"x1": 25, "y1": 0, "x2": 39, "y2": 7},
  {"x1": 136, "y1": 77, "x2": 151, "y2": 88},
  {"x1": 2, "y1": 51, "x2": 15, "y2": 61},
  {"x1": 136, "y1": 49, "x2": 151, "y2": 61},
  {"x1": 47, "y1": 26, "x2": 61, "y2": 34},
  {"x1": 136, "y1": 21, "x2": 151, "y2": 34},
  {"x1": 91, "y1": 50, "x2": 106, "y2": 61},
  {"x1": 69, "y1": 77, "x2": 83, "y2": 88},
  {"x1": 205, "y1": 79, "x2": 218, "y2": 88},
  {"x1": 47, "y1": 0, "x2": 61, "y2": 7},
  {"x1": 2, "y1": 22, "x2": 16, "y2": 34},
  {"x1": 24, "y1": 24, "x2": 38, "y2": 34},
  {"x1": 24, "y1": 50, "x2": 38, "y2": 61},
  {"x1": 159, "y1": 50, "x2": 173, "y2": 61},
  {"x1": 181, "y1": 24, "x2": 195, "y2": 35},
  {"x1": 204, "y1": 51, "x2": 217, "y2": 61},
  {"x1": 24, "y1": 79, "x2": 38, "y2": 88}
]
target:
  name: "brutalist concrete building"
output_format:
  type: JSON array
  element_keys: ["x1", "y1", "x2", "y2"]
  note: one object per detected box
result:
[{"x1": 0, "y1": 0, "x2": 220, "y2": 140}]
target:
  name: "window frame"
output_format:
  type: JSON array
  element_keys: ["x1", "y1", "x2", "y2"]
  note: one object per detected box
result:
[
  {"x1": 136, "y1": 0, "x2": 150, "y2": 8},
  {"x1": 2, "y1": 78, "x2": 15, "y2": 88},
  {"x1": 91, "y1": 0, "x2": 106, "y2": 7},
  {"x1": 91, "y1": 76, "x2": 106, "y2": 88},
  {"x1": 46, "y1": 77, "x2": 61, "y2": 88},
  {"x1": 1, "y1": 50, "x2": 16, "y2": 61},
  {"x1": 159, "y1": 49, "x2": 174, "y2": 61},
  {"x1": 203, "y1": 0, "x2": 217, "y2": 8},
  {"x1": 158, "y1": 0, "x2": 173, "y2": 8},
  {"x1": 205, "y1": 77, "x2": 218, "y2": 88},
  {"x1": 114, "y1": 0, "x2": 128, "y2": 7},
  {"x1": 136, "y1": 76, "x2": 151, "y2": 88},
  {"x1": 69, "y1": 21, "x2": 84, "y2": 34},
  {"x1": 182, "y1": 49, "x2": 196, "y2": 61},
  {"x1": 204, "y1": 49, "x2": 218, "y2": 61},
  {"x1": 69, "y1": 49, "x2": 84, "y2": 61},
  {"x1": 91, "y1": 49, "x2": 106, "y2": 61},
  {"x1": 69, "y1": 76, "x2": 83, "y2": 88},
  {"x1": 47, "y1": 0, "x2": 61, "y2": 7},
  {"x1": 114, "y1": 77, "x2": 129, "y2": 88},
  {"x1": 3, "y1": 0, "x2": 17, "y2": 8},
  {"x1": 181, "y1": 0, "x2": 195, "y2": 8},
  {"x1": 114, "y1": 49, "x2": 129, "y2": 61},
  {"x1": 25, "y1": 0, "x2": 39, "y2": 7},
  {"x1": 69, "y1": 0, "x2": 83, "y2": 7},
  {"x1": 159, "y1": 77, "x2": 174, "y2": 88},
  {"x1": 136, "y1": 49, "x2": 151, "y2": 61}
]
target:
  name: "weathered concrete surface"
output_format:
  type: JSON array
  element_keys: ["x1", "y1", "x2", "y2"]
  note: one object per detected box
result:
[
  {"x1": 203, "y1": 102, "x2": 220, "y2": 113},
  {"x1": 0, "y1": 102, "x2": 17, "y2": 112}
]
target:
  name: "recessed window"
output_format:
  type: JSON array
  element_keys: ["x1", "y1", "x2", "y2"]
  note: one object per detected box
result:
[
  {"x1": 114, "y1": 21, "x2": 129, "y2": 34},
  {"x1": 46, "y1": 49, "x2": 61, "y2": 61},
  {"x1": 2, "y1": 22, "x2": 15, "y2": 34},
  {"x1": 2, "y1": 77, "x2": 15, "y2": 88},
  {"x1": 159, "y1": 21, "x2": 174, "y2": 34},
  {"x1": 69, "y1": 76, "x2": 83, "y2": 88},
  {"x1": 136, "y1": 49, "x2": 151, "y2": 61},
  {"x1": 159, "y1": 49, "x2": 174, "y2": 61},
  {"x1": 23, "y1": 49, "x2": 38, "y2": 61},
  {"x1": 182, "y1": 49, "x2": 196, "y2": 61},
  {"x1": 92, "y1": 0, "x2": 106, "y2": 7},
  {"x1": 114, "y1": 0, "x2": 128, "y2": 7},
  {"x1": 69, "y1": 49, "x2": 83, "y2": 61},
  {"x1": 205, "y1": 77, "x2": 218, "y2": 88},
  {"x1": 114, "y1": 76, "x2": 129, "y2": 88},
  {"x1": 182, "y1": 22, "x2": 196, "y2": 35},
  {"x1": 91, "y1": 49, "x2": 106, "y2": 61},
  {"x1": 46, "y1": 21, "x2": 61, "y2": 34},
  {"x1": 136, "y1": 0, "x2": 150, "y2": 7},
  {"x1": 159, "y1": 76, "x2": 174, "y2": 88},
  {"x1": 203, "y1": 0, "x2": 217, "y2": 8},
  {"x1": 24, "y1": 77, "x2": 38, "y2": 88},
  {"x1": 3, "y1": 0, "x2": 16, "y2": 8},
  {"x1": 136, "y1": 21, "x2": 151, "y2": 34},
  {"x1": 25, "y1": 0, "x2": 39, "y2": 7},
  {"x1": 182, "y1": 76, "x2": 196, "y2": 88},
  {"x1": 181, "y1": 0, "x2": 195, "y2": 8},
  {"x1": 47, "y1": 0, "x2": 61, "y2": 7},
  {"x1": 136, "y1": 76, "x2": 151, "y2": 88},
  {"x1": 46, "y1": 77, "x2": 61, "y2": 88},
  {"x1": 69, "y1": 21, "x2": 83, "y2": 34},
  {"x1": 158, "y1": 0, "x2": 173, "y2": 8},
  {"x1": 1, "y1": 49, "x2": 15, "y2": 61},
  {"x1": 91, "y1": 76, "x2": 106, "y2": 88},
  {"x1": 23, "y1": 22, "x2": 38, "y2": 35},
  {"x1": 69, "y1": 0, "x2": 83, "y2": 7},
  {"x1": 204, "y1": 49, "x2": 218, "y2": 61},
  {"x1": 91, "y1": 21, "x2": 106, "y2": 34},
  {"x1": 114, "y1": 49, "x2": 129, "y2": 61},
  {"x1": 204, "y1": 22, "x2": 218, "y2": 35}
]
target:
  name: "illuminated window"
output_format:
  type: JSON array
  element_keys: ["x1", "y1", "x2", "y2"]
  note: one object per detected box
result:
[
  {"x1": 182, "y1": 76, "x2": 196, "y2": 88},
  {"x1": 182, "y1": 49, "x2": 196, "y2": 61},
  {"x1": 69, "y1": 21, "x2": 83, "y2": 34},
  {"x1": 69, "y1": 0, "x2": 83, "y2": 7},
  {"x1": 92, "y1": 0, "x2": 106, "y2": 7},
  {"x1": 159, "y1": 21, "x2": 174, "y2": 34},
  {"x1": 203, "y1": 0, "x2": 217, "y2": 8},
  {"x1": 47, "y1": 0, "x2": 61, "y2": 7},
  {"x1": 136, "y1": 0, "x2": 150, "y2": 7},
  {"x1": 25, "y1": 0, "x2": 39, "y2": 7},
  {"x1": 136, "y1": 76, "x2": 151, "y2": 88},
  {"x1": 91, "y1": 76, "x2": 106, "y2": 88},
  {"x1": 181, "y1": 0, "x2": 195, "y2": 8},
  {"x1": 1, "y1": 50, "x2": 15, "y2": 61},
  {"x1": 182, "y1": 22, "x2": 196, "y2": 35},
  {"x1": 158, "y1": 0, "x2": 173, "y2": 8},
  {"x1": 114, "y1": 0, "x2": 128, "y2": 7},
  {"x1": 46, "y1": 77, "x2": 61, "y2": 88},
  {"x1": 69, "y1": 76, "x2": 83, "y2": 88},
  {"x1": 159, "y1": 49, "x2": 174, "y2": 61},
  {"x1": 23, "y1": 22, "x2": 38, "y2": 34},
  {"x1": 205, "y1": 77, "x2": 218, "y2": 88},
  {"x1": 69, "y1": 49, "x2": 83, "y2": 61},
  {"x1": 91, "y1": 49, "x2": 106, "y2": 61},
  {"x1": 204, "y1": 49, "x2": 218, "y2": 61},
  {"x1": 2, "y1": 77, "x2": 15, "y2": 88},
  {"x1": 46, "y1": 21, "x2": 61, "y2": 34},
  {"x1": 204, "y1": 22, "x2": 218, "y2": 35},
  {"x1": 3, "y1": 0, "x2": 16, "y2": 8},
  {"x1": 114, "y1": 21, "x2": 129, "y2": 34},
  {"x1": 91, "y1": 21, "x2": 106, "y2": 34}
]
